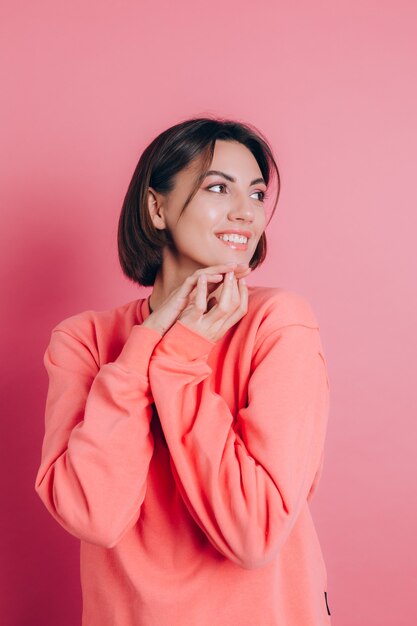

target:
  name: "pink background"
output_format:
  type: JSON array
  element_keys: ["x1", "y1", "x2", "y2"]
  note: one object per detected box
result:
[{"x1": 1, "y1": 1, "x2": 416, "y2": 624}]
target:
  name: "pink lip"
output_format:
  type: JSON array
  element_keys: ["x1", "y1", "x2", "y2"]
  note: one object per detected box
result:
[{"x1": 214, "y1": 230, "x2": 253, "y2": 238}]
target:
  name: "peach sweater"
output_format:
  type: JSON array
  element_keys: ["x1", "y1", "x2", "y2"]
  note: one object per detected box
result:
[{"x1": 35, "y1": 286, "x2": 331, "y2": 625}]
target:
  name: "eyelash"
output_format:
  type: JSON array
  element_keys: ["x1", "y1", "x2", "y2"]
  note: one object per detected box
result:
[{"x1": 206, "y1": 183, "x2": 268, "y2": 203}]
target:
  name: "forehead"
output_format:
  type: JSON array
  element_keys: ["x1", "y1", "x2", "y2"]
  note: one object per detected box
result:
[
  {"x1": 210, "y1": 139, "x2": 261, "y2": 173},
  {"x1": 180, "y1": 140, "x2": 263, "y2": 184}
]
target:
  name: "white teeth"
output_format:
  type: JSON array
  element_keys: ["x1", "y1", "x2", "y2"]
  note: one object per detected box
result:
[{"x1": 218, "y1": 233, "x2": 248, "y2": 244}]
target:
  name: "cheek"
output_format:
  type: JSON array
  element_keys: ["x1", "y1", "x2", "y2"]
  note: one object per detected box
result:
[
  {"x1": 174, "y1": 212, "x2": 205, "y2": 239},
  {"x1": 181, "y1": 205, "x2": 221, "y2": 240},
  {"x1": 255, "y1": 215, "x2": 267, "y2": 238},
  {"x1": 194, "y1": 193, "x2": 224, "y2": 222},
  {"x1": 205, "y1": 204, "x2": 223, "y2": 223}
]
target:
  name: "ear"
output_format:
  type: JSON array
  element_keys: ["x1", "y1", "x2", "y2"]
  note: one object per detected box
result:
[{"x1": 147, "y1": 187, "x2": 166, "y2": 231}]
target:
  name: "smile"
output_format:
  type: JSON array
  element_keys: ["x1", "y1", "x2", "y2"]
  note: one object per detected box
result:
[{"x1": 216, "y1": 234, "x2": 249, "y2": 250}]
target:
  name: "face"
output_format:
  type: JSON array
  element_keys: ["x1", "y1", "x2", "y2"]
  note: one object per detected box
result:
[{"x1": 148, "y1": 139, "x2": 268, "y2": 276}]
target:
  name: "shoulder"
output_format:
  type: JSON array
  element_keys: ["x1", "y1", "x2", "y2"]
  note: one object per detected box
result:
[
  {"x1": 247, "y1": 285, "x2": 320, "y2": 331},
  {"x1": 51, "y1": 299, "x2": 136, "y2": 336},
  {"x1": 48, "y1": 298, "x2": 139, "y2": 363}
]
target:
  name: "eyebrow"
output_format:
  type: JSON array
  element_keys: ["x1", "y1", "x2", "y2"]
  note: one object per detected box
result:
[{"x1": 204, "y1": 170, "x2": 266, "y2": 186}]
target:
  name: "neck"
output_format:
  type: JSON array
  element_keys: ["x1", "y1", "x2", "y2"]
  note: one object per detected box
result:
[{"x1": 148, "y1": 252, "x2": 204, "y2": 313}]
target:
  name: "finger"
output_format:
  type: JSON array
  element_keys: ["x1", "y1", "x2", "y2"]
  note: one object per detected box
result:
[
  {"x1": 237, "y1": 276, "x2": 249, "y2": 313},
  {"x1": 239, "y1": 276, "x2": 249, "y2": 308},
  {"x1": 218, "y1": 265, "x2": 251, "y2": 279},
  {"x1": 189, "y1": 264, "x2": 246, "y2": 290},
  {"x1": 231, "y1": 271, "x2": 242, "y2": 302},
  {"x1": 217, "y1": 275, "x2": 248, "y2": 329},
  {"x1": 212, "y1": 263, "x2": 239, "y2": 270},
  {"x1": 178, "y1": 264, "x2": 245, "y2": 303},
  {"x1": 216, "y1": 270, "x2": 235, "y2": 315},
  {"x1": 220, "y1": 276, "x2": 248, "y2": 327},
  {"x1": 193, "y1": 263, "x2": 249, "y2": 281},
  {"x1": 188, "y1": 274, "x2": 222, "y2": 300},
  {"x1": 196, "y1": 264, "x2": 238, "y2": 277},
  {"x1": 179, "y1": 272, "x2": 222, "y2": 300},
  {"x1": 195, "y1": 273, "x2": 208, "y2": 314}
]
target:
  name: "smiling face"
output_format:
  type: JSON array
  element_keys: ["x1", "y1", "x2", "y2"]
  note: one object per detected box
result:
[{"x1": 148, "y1": 139, "x2": 268, "y2": 277}]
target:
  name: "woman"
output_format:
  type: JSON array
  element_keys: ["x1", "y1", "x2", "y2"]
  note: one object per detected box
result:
[{"x1": 35, "y1": 116, "x2": 331, "y2": 625}]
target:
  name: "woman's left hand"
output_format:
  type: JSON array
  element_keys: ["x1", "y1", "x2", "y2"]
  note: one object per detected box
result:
[{"x1": 177, "y1": 270, "x2": 249, "y2": 343}]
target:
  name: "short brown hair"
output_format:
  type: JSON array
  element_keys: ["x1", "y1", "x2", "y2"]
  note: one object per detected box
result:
[{"x1": 117, "y1": 115, "x2": 281, "y2": 287}]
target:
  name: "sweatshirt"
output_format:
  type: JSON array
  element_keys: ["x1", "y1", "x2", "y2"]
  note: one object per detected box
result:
[{"x1": 34, "y1": 285, "x2": 331, "y2": 626}]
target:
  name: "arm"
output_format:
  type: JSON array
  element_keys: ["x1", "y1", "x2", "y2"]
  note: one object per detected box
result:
[
  {"x1": 34, "y1": 322, "x2": 163, "y2": 548},
  {"x1": 148, "y1": 315, "x2": 330, "y2": 570}
]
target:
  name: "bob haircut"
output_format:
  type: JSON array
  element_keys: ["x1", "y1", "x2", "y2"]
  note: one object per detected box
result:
[{"x1": 118, "y1": 115, "x2": 281, "y2": 287}]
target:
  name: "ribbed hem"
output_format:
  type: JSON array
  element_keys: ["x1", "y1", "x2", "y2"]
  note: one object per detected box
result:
[{"x1": 152, "y1": 320, "x2": 216, "y2": 361}]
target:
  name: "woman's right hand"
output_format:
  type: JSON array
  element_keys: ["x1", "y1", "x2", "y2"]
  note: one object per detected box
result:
[{"x1": 141, "y1": 263, "x2": 251, "y2": 336}]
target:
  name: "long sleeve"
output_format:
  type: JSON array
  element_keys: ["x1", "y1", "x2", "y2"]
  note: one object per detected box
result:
[
  {"x1": 148, "y1": 314, "x2": 330, "y2": 570},
  {"x1": 34, "y1": 322, "x2": 163, "y2": 548}
]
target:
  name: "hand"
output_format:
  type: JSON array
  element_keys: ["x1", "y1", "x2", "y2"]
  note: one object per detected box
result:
[
  {"x1": 141, "y1": 263, "x2": 251, "y2": 336},
  {"x1": 186, "y1": 263, "x2": 251, "y2": 309},
  {"x1": 176, "y1": 269, "x2": 249, "y2": 343}
]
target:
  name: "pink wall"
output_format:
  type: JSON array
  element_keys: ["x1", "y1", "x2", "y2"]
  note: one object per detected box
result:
[{"x1": 1, "y1": 1, "x2": 416, "y2": 624}]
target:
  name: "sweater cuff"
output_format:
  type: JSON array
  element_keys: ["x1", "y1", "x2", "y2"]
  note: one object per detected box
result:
[
  {"x1": 152, "y1": 320, "x2": 216, "y2": 361},
  {"x1": 115, "y1": 324, "x2": 163, "y2": 377}
]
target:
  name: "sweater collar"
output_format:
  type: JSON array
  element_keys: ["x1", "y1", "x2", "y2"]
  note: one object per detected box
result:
[{"x1": 136, "y1": 295, "x2": 151, "y2": 324}]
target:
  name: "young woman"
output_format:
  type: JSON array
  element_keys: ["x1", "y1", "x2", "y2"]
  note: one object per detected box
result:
[{"x1": 35, "y1": 116, "x2": 331, "y2": 625}]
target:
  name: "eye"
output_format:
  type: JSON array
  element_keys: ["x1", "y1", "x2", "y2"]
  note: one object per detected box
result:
[
  {"x1": 252, "y1": 190, "x2": 267, "y2": 202},
  {"x1": 207, "y1": 183, "x2": 227, "y2": 194},
  {"x1": 207, "y1": 184, "x2": 268, "y2": 202}
]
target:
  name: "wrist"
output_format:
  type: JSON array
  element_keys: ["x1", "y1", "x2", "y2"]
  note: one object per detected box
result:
[
  {"x1": 151, "y1": 319, "x2": 216, "y2": 361},
  {"x1": 141, "y1": 317, "x2": 165, "y2": 336}
]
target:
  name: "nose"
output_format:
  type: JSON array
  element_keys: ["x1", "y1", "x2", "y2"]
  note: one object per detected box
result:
[{"x1": 228, "y1": 192, "x2": 255, "y2": 222}]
